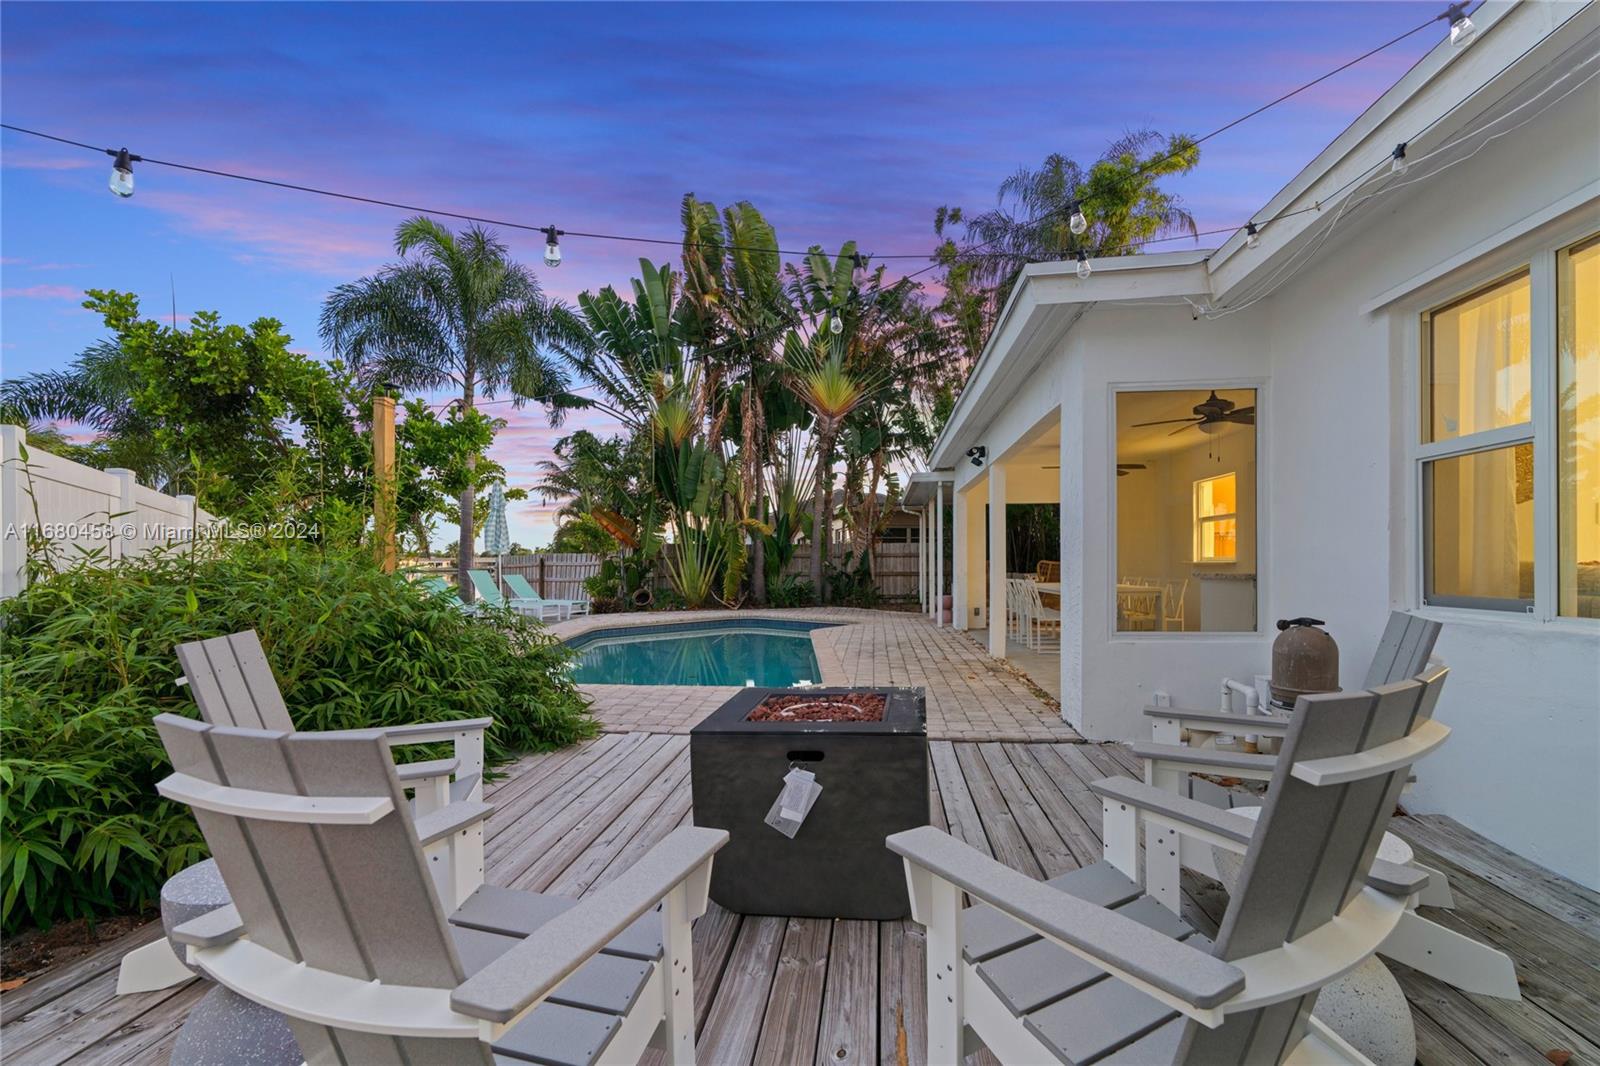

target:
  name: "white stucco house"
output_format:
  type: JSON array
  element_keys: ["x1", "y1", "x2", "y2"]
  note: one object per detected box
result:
[{"x1": 909, "y1": 0, "x2": 1600, "y2": 888}]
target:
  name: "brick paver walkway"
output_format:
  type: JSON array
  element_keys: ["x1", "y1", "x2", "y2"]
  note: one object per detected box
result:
[{"x1": 551, "y1": 608, "x2": 1080, "y2": 741}]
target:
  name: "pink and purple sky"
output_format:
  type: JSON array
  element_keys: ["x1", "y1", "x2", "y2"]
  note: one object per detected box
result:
[{"x1": 2, "y1": 1, "x2": 1441, "y2": 547}]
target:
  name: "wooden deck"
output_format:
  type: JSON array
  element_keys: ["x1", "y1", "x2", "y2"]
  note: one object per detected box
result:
[{"x1": 3, "y1": 732, "x2": 1597, "y2": 1065}]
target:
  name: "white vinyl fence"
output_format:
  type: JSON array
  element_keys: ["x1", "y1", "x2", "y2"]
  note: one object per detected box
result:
[{"x1": 0, "y1": 425, "x2": 216, "y2": 598}]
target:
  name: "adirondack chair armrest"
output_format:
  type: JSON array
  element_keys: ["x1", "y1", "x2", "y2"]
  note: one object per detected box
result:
[
  {"x1": 1093, "y1": 779, "x2": 1432, "y2": 899},
  {"x1": 171, "y1": 904, "x2": 245, "y2": 948},
  {"x1": 1089, "y1": 777, "x2": 1256, "y2": 848},
  {"x1": 1368, "y1": 858, "x2": 1430, "y2": 898},
  {"x1": 413, "y1": 800, "x2": 493, "y2": 847},
  {"x1": 395, "y1": 757, "x2": 459, "y2": 784},
  {"x1": 1131, "y1": 742, "x2": 1279, "y2": 776},
  {"x1": 1143, "y1": 706, "x2": 1293, "y2": 734},
  {"x1": 378, "y1": 717, "x2": 495, "y2": 746},
  {"x1": 451, "y1": 826, "x2": 729, "y2": 1028},
  {"x1": 886, "y1": 826, "x2": 1244, "y2": 1014}
]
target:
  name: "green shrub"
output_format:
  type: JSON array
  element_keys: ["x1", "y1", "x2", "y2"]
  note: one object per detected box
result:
[
  {"x1": 0, "y1": 538, "x2": 596, "y2": 932},
  {"x1": 767, "y1": 576, "x2": 816, "y2": 608}
]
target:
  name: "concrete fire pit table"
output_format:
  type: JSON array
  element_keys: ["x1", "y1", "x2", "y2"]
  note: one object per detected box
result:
[{"x1": 690, "y1": 687, "x2": 927, "y2": 920}]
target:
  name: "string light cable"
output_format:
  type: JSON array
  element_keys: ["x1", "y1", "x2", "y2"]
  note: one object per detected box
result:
[
  {"x1": 0, "y1": 5, "x2": 1471, "y2": 272},
  {"x1": 1197, "y1": 40, "x2": 1600, "y2": 320}
]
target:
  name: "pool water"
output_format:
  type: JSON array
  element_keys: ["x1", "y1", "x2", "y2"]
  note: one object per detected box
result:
[{"x1": 569, "y1": 622, "x2": 827, "y2": 687}]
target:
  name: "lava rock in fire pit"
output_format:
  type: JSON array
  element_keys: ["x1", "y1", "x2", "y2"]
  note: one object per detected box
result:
[
  {"x1": 745, "y1": 692, "x2": 887, "y2": 723},
  {"x1": 691, "y1": 687, "x2": 927, "y2": 919}
]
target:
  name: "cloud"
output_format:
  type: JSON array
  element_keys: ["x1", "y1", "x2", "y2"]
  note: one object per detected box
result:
[
  {"x1": 139, "y1": 190, "x2": 394, "y2": 276},
  {"x1": 1, "y1": 152, "x2": 97, "y2": 171},
  {"x1": 1, "y1": 284, "x2": 81, "y2": 300}
]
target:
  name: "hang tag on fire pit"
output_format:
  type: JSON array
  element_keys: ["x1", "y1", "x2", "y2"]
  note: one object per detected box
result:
[{"x1": 765, "y1": 767, "x2": 821, "y2": 838}]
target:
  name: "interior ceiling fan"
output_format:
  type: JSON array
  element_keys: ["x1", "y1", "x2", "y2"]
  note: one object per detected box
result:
[
  {"x1": 1115, "y1": 463, "x2": 1146, "y2": 477},
  {"x1": 1132, "y1": 391, "x2": 1255, "y2": 436}
]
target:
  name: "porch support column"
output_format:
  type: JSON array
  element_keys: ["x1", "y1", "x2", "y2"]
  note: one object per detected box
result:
[
  {"x1": 952, "y1": 485, "x2": 967, "y2": 629},
  {"x1": 988, "y1": 462, "x2": 1008, "y2": 659},
  {"x1": 919, "y1": 505, "x2": 928, "y2": 614},
  {"x1": 934, "y1": 483, "x2": 945, "y2": 626}
]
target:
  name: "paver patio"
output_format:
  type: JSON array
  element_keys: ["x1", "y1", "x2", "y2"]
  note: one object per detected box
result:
[{"x1": 552, "y1": 608, "x2": 1080, "y2": 741}]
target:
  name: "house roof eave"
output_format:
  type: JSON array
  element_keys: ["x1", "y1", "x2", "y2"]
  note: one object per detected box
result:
[{"x1": 927, "y1": 252, "x2": 1215, "y2": 469}]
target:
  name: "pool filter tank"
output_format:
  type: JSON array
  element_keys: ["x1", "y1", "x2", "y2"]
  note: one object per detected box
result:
[{"x1": 1270, "y1": 617, "x2": 1340, "y2": 707}]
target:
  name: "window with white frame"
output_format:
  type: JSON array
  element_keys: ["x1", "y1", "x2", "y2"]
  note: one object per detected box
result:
[
  {"x1": 1419, "y1": 231, "x2": 1599, "y2": 618},
  {"x1": 1194, "y1": 473, "x2": 1238, "y2": 562},
  {"x1": 1115, "y1": 388, "x2": 1257, "y2": 633}
]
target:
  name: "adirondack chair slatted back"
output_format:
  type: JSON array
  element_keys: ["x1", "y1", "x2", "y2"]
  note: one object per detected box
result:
[
  {"x1": 153, "y1": 714, "x2": 489, "y2": 1066},
  {"x1": 1177, "y1": 667, "x2": 1447, "y2": 1064},
  {"x1": 1363, "y1": 611, "x2": 1442, "y2": 689},
  {"x1": 175, "y1": 631, "x2": 295, "y2": 732}
]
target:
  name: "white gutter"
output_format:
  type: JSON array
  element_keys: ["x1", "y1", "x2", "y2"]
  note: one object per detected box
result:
[{"x1": 1208, "y1": 1, "x2": 1592, "y2": 298}]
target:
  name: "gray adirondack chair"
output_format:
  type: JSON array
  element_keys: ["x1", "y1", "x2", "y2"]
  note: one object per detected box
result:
[
  {"x1": 888, "y1": 667, "x2": 1452, "y2": 1064},
  {"x1": 177, "y1": 630, "x2": 490, "y2": 809},
  {"x1": 118, "y1": 630, "x2": 498, "y2": 996},
  {"x1": 1140, "y1": 611, "x2": 1441, "y2": 779},
  {"x1": 154, "y1": 713, "x2": 726, "y2": 1066}
]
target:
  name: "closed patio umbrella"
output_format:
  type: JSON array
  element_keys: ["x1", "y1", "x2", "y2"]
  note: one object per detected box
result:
[{"x1": 482, "y1": 483, "x2": 511, "y2": 590}]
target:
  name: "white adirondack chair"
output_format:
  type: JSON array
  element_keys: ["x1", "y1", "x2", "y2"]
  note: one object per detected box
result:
[
  {"x1": 118, "y1": 630, "x2": 495, "y2": 996},
  {"x1": 889, "y1": 669, "x2": 1455, "y2": 1064},
  {"x1": 153, "y1": 713, "x2": 726, "y2": 1066}
]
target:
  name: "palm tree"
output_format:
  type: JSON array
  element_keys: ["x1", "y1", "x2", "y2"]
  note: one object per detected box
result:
[
  {"x1": 784, "y1": 328, "x2": 878, "y2": 597},
  {"x1": 0, "y1": 339, "x2": 182, "y2": 488},
  {"x1": 678, "y1": 195, "x2": 797, "y2": 603},
  {"x1": 952, "y1": 129, "x2": 1201, "y2": 314},
  {"x1": 320, "y1": 218, "x2": 581, "y2": 594}
]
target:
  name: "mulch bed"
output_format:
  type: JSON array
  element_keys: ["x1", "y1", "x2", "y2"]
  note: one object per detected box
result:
[
  {"x1": 746, "y1": 693, "x2": 886, "y2": 723},
  {"x1": 2, "y1": 910, "x2": 154, "y2": 986}
]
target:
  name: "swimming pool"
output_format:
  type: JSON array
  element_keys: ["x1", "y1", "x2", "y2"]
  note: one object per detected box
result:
[{"x1": 567, "y1": 620, "x2": 832, "y2": 687}]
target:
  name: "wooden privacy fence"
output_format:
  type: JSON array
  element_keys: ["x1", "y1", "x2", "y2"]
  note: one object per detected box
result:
[
  {"x1": 0, "y1": 425, "x2": 217, "y2": 598},
  {"x1": 491, "y1": 552, "x2": 606, "y2": 601},
  {"x1": 436, "y1": 538, "x2": 923, "y2": 603}
]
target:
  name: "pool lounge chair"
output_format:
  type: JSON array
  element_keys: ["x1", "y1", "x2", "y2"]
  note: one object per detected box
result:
[
  {"x1": 419, "y1": 575, "x2": 478, "y2": 613},
  {"x1": 468, "y1": 569, "x2": 564, "y2": 623},
  {"x1": 504, "y1": 573, "x2": 590, "y2": 620},
  {"x1": 889, "y1": 668, "x2": 1453, "y2": 1064},
  {"x1": 153, "y1": 713, "x2": 727, "y2": 1066}
]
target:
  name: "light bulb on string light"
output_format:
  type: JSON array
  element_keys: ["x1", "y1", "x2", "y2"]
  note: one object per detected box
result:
[
  {"x1": 829, "y1": 313, "x2": 844, "y2": 336},
  {"x1": 1245, "y1": 222, "x2": 1261, "y2": 249},
  {"x1": 1446, "y1": 3, "x2": 1476, "y2": 47},
  {"x1": 542, "y1": 226, "x2": 563, "y2": 267},
  {"x1": 107, "y1": 148, "x2": 138, "y2": 198},
  {"x1": 1068, "y1": 202, "x2": 1088, "y2": 236},
  {"x1": 1390, "y1": 142, "x2": 1408, "y2": 176},
  {"x1": 1075, "y1": 250, "x2": 1091, "y2": 280},
  {"x1": 850, "y1": 252, "x2": 868, "y2": 289}
]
